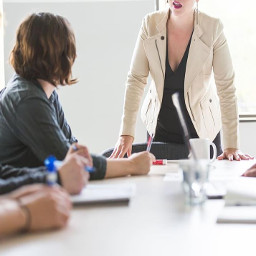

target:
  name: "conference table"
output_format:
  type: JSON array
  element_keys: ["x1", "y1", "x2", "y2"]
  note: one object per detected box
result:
[{"x1": 1, "y1": 159, "x2": 256, "y2": 256}]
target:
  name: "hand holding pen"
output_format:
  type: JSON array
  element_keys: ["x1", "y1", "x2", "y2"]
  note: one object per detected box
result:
[
  {"x1": 68, "y1": 143, "x2": 93, "y2": 167},
  {"x1": 66, "y1": 143, "x2": 95, "y2": 172},
  {"x1": 44, "y1": 152, "x2": 90, "y2": 195},
  {"x1": 146, "y1": 134, "x2": 170, "y2": 166},
  {"x1": 146, "y1": 134, "x2": 154, "y2": 152}
]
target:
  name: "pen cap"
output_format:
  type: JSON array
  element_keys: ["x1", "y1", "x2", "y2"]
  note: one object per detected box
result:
[
  {"x1": 153, "y1": 159, "x2": 167, "y2": 165},
  {"x1": 44, "y1": 155, "x2": 57, "y2": 185}
]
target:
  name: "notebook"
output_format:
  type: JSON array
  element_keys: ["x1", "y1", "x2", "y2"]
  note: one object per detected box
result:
[
  {"x1": 217, "y1": 206, "x2": 256, "y2": 224},
  {"x1": 217, "y1": 177, "x2": 256, "y2": 223},
  {"x1": 71, "y1": 183, "x2": 136, "y2": 205}
]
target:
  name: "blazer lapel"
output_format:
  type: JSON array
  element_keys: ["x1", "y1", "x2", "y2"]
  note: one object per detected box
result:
[
  {"x1": 184, "y1": 24, "x2": 211, "y2": 93},
  {"x1": 143, "y1": 9, "x2": 169, "y2": 101}
]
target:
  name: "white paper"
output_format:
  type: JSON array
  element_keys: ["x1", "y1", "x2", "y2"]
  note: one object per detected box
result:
[
  {"x1": 217, "y1": 206, "x2": 256, "y2": 224},
  {"x1": 224, "y1": 177, "x2": 256, "y2": 206},
  {"x1": 71, "y1": 183, "x2": 136, "y2": 204}
]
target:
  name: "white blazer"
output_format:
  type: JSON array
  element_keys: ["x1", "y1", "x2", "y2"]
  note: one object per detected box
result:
[{"x1": 119, "y1": 8, "x2": 239, "y2": 149}]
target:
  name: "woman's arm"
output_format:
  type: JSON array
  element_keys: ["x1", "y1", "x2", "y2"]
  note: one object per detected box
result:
[
  {"x1": 12, "y1": 97, "x2": 70, "y2": 162},
  {"x1": 111, "y1": 17, "x2": 150, "y2": 158},
  {"x1": 106, "y1": 152, "x2": 155, "y2": 178},
  {"x1": 89, "y1": 151, "x2": 155, "y2": 180},
  {"x1": 212, "y1": 21, "x2": 239, "y2": 150},
  {"x1": 212, "y1": 21, "x2": 253, "y2": 160}
]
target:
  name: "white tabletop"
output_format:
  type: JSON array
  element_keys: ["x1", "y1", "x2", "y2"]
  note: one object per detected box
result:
[{"x1": 1, "y1": 160, "x2": 256, "y2": 256}]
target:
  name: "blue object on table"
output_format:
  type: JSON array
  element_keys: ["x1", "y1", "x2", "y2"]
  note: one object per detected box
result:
[{"x1": 44, "y1": 155, "x2": 58, "y2": 186}]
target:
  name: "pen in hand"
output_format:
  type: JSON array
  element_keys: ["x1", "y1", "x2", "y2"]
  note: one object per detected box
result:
[
  {"x1": 72, "y1": 145, "x2": 95, "y2": 173},
  {"x1": 146, "y1": 134, "x2": 154, "y2": 152}
]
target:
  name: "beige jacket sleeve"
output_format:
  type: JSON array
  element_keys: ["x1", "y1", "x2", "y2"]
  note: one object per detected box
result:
[
  {"x1": 119, "y1": 17, "x2": 150, "y2": 137},
  {"x1": 213, "y1": 21, "x2": 239, "y2": 149}
]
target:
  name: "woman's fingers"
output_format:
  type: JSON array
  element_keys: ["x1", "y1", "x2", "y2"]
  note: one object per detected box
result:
[
  {"x1": 239, "y1": 154, "x2": 250, "y2": 160},
  {"x1": 245, "y1": 154, "x2": 254, "y2": 159},
  {"x1": 110, "y1": 147, "x2": 120, "y2": 158},
  {"x1": 217, "y1": 153, "x2": 225, "y2": 160},
  {"x1": 218, "y1": 149, "x2": 254, "y2": 161},
  {"x1": 117, "y1": 148, "x2": 126, "y2": 158},
  {"x1": 227, "y1": 154, "x2": 234, "y2": 161}
]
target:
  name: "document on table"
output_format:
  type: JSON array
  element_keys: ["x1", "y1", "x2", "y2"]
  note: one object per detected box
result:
[
  {"x1": 71, "y1": 183, "x2": 136, "y2": 205},
  {"x1": 217, "y1": 177, "x2": 256, "y2": 224},
  {"x1": 217, "y1": 207, "x2": 256, "y2": 224},
  {"x1": 224, "y1": 177, "x2": 256, "y2": 206}
]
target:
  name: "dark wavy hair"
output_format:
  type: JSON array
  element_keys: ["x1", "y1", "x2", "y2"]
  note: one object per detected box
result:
[{"x1": 10, "y1": 12, "x2": 77, "y2": 86}]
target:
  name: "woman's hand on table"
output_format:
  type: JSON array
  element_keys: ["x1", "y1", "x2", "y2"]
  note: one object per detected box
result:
[
  {"x1": 110, "y1": 135, "x2": 134, "y2": 158},
  {"x1": 217, "y1": 148, "x2": 254, "y2": 161}
]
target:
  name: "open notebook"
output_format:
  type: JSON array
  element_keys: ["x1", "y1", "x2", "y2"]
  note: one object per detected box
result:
[{"x1": 71, "y1": 183, "x2": 136, "y2": 205}]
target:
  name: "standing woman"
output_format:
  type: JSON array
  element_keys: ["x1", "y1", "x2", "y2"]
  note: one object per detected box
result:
[{"x1": 111, "y1": 0, "x2": 252, "y2": 161}]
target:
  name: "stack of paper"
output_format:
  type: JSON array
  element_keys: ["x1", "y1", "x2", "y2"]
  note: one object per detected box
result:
[
  {"x1": 217, "y1": 207, "x2": 256, "y2": 224},
  {"x1": 71, "y1": 183, "x2": 136, "y2": 205},
  {"x1": 224, "y1": 177, "x2": 256, "y2": 206},
  {"x1": 217, "y1": 177, "x2": 256, "y2": 223}
]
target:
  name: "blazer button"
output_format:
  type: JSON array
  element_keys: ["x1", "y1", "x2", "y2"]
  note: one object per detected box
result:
[
  {"x1": 209, "y1": 99, "x2": 212, "y2": 103},
  {"x1": 161, "y1": 36, "x2": 165, "y2": 40}
]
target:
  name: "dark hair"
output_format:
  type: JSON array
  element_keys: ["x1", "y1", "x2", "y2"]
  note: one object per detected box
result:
[{"x1": 10, "y1": 12, "x2": 77, "y2": 86}]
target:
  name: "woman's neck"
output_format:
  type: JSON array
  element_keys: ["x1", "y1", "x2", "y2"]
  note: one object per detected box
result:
[
  {"x1": 168, "y1": 11, "x2": 194, "y2": 33},
  {"x1": 37, "y1": 79, "x2": 56, "y2": 99}
]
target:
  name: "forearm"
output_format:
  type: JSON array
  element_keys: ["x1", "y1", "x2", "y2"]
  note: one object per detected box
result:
[
  {"x1": 0, "y1": 172, "x2": 48, "y2": 195},
  {"x1": 89, "y1": 155, "x2": 107, "y2": 180},
  {"x1": 213, "y1": 31, "x2": 239, "y2": 149},
  {"x1": 120, "y1": 78, "x2": 145, "y2": 137},
  {"x1": 0, "y1": 165, "x2": 46, "y2": 179},
  {"x1": 120, "y1": 17, "x2": 149, "y2": 137},
  {"x1": 0, "y1": 199, "x2": 26, "y2": 237},
  {"x1": 105, "y1": 159, "x2": 133, "y2": 178}
]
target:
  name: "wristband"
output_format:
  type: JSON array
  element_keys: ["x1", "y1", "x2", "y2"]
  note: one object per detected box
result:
[{"x1": 17, "y1": 200, "x2": 31, "y2": 232}]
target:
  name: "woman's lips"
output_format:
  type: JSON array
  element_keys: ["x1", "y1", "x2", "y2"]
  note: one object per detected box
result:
[{"x1": 173, "y1": 1, "x2": 182, "y2": 9}]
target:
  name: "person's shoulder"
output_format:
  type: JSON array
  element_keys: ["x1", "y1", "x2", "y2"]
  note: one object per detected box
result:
[
  {"x1": 1, "y1": 74, "x2": 47, "y2": 110},
  {"x1": 199, "y1": 12, "x2": 223, "y2": 31},
  {"x1": 141, "y1": 9, "x2": 169, "y2": 37},
  {"x1": 143, "y1": 8, "x2": 168, "y2": 25}
]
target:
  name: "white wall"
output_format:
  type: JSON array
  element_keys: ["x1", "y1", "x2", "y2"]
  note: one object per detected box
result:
[
  {"x1": 3, "y1": 0, "x2": 154, "y2": 153},
  {"x1": 239, "y1": 122, "x2": 256, "y2": 157}
]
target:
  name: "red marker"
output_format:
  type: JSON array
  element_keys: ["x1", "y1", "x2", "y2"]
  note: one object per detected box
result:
[{"x1": 153, "y1": 159, "x2": 167, "y2": 165}]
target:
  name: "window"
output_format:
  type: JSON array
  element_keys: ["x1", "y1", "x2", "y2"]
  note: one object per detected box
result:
[{"x1": 200, "y1": 1, "x2": 256, "y2": 114}]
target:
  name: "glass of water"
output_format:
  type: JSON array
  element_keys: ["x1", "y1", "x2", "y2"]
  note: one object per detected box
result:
[{"x1": 180, "y1": 160, "x2": 210, "y2": 205}]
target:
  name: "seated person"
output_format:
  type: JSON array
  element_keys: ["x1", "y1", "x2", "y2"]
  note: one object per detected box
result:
[
  {"x1": 0, "y1": 144, "x2": 90, "y2": 195},
  {"x1": 0, "y1": 184, "x2": 71, "y2": 237},
  {"x1": 0, "y1": 144, "x2": 154, "y2": 195},
  {"x1": 0, "y1": 13, "x2": 155, "y2": 176}
]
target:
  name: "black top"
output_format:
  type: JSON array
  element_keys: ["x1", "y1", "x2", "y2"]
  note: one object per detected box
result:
[
  {"x1": 0, "y1": 74, "x2": 106, "y2": 180},
  {"x1": 155, "y1": 35, "x2": 198, "y2": 143}
]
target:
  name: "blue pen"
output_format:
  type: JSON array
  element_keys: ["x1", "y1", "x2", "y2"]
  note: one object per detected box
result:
[
  {"x1": 44, "y1": 156, "x2": 58, "y2": 186},
  {"x1": 72, "y1": 145, "x2": 95, "y2": 173}
]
